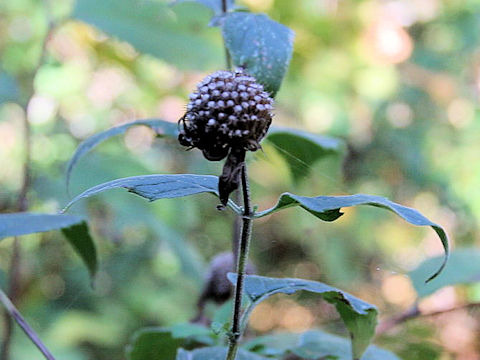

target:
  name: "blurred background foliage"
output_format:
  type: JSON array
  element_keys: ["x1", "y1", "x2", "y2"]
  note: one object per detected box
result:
[{"x1": 1, "y1": 0, "x2": 480, "y2": 359}]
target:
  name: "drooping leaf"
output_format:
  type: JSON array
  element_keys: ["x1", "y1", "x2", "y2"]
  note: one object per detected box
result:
[
  {"x1": 222, "y1": 12, "x2": 294, "y2": 95},
  {"x1": 63, "y1": 174, "x2": 241, "y2": 214},
  {"x1": 254, "y1": 193, "x2": 449, "y2": 282},
  {"x1": 0, "y1": 213, "x2": 97, "y2": 278},
  {"x1": 126, "y1": 328, "x2": 184, "y2": 360},
  {"x1": 409, "y1": 248, "x2": 480, "y2": 298},
  {"x1": 244, "y1": 330, "x2": 400, "y2": 360},
  {"x1": 171, "y1": 0, "x2": 235, "y2": 15},
  {"x1": 66, "y1": 119, "x2": 178, "y2": 193},
  {"x1": 0, "y1": 72, "x2": 19, "y2": 104},
  {"x1": 228, "y1": 274, "x2": 378, "y2": 360},
  {"x1": 73, "y1": 0, "x2": 222, "y2": 69},
  {"x1": 266, "y1": 126, "x2": 344, "y2": 182},
  {"x1": 176, "y1": 347, "x2": 268, "y2": 360}
]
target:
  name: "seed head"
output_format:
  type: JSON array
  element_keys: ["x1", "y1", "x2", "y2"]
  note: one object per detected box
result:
[{"x1": 178, "y1": 69, "x2": 274, "y2": 205}]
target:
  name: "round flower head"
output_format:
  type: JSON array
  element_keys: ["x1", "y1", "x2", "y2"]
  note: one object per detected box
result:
[{"x1": 178, "y1": 69, "x2": 274, "y2": 205}]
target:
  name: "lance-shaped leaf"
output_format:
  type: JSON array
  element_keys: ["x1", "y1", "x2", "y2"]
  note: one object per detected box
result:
[
  {"x1": 266, "y1": 126, "x2": 344, "y2": 182},
  {"x1": 63, "y1": 174, "x2": 241, "y2": 214},
  {"x1": 176, "y1": 347, "x2": 269, "y2": 360},
  {"x1": 254, "y1": 193, "x2": 449, "y2": 282},
  {"x1": 66, "y1": 119, "x2": 178, "y2": 193},
  {"x1": 73, "y1": 0, "x2": 222, "y2": 69},
  {"x1": 409, "y1": 249, "x2": 480, "y2": 298},
  {"x1": 222, "y1": 12, "x2": 294, "y2": 95},
  {"x1": 0, "y1": 213, "x2": 97, "y2": 279},
  {"x1": 244, "y1": 330, "x2": 400, "y2": 360},
  {"x1": 228, "y1": 274, "x2": 377, "y2": 360}
]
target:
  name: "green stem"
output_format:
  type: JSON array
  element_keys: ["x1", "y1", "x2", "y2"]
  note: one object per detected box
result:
[
  {"x1": 222, "y1": 0, "x2": 232, "y2": 70},
  {"x1": 226, "y1": 165, "x2": 253, "y2": 360}
]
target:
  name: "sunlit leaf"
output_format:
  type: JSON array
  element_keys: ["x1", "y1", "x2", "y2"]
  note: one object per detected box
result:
[
  {"x1": 63, "y1": 174, "x2": 241, "y2": 214},
  {"x1": 65, "y1": 119, "x2": 178, "y2": 193},
  {"x1": 176, "y1": 347, "x2": 268, "y2": 360},
  {"x1": 222, "y1": 12, "x2": 294, "y2": 95},
  {"x1": 228, "y1": 274, "x2": 377, "y2": 359},
  {"x1": 73, "y1": 0, "x2": 222, "y2": 69},
  {"x1": 254, "y1": 193, "x2": 449, "y2": 282},
  {"x1": 410, "y1": 248, "x2": 480, "y2": 298},
  {"x1": 266, "y1": 126, "x2": 344, "y2": 182},
  {"x1": 0, "y1": 213, "x2": 97, "y2": 279},
  {"x1": 244, "y1": 330, "x2": 400, "y2": 360}
]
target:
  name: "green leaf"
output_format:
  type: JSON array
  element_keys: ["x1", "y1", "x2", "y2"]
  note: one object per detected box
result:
[
  {"x1": 73, "y1": 0, "x2": 222, "y2": 69},
  {"x1": 0, "y1": 213, "x2": 97, "y2": 279},
  {"x1": 172, "y1": 0, "x2": 235, "y2": 15},
  {"x1": 254, "y1": 193, "x2": 449, "y2": 282},
  {"x1": 66, "y1": 119, "x2": 178, "y2": 193},
  {"x1": 63, "y1": 174, "x2": 241, "y2": 214},
  {"x1": 244, "y1": 330, "x2": 400, "y2": 360},
  {"x1": 126, "y1": 328, "x2": 184, "y2": 360},
  {"x1": 228, "y1": 274, "x2": 378, "y2": 360},
  {"x1": 222, "y1": 12, "x2": 294, "y2": 95},
  {"x1": 176, "y1": 347, "x2": 268, "y2": 360},
  {"x1": 0, "y1": 72, "x2": 19, "y2": 104},
  {"x1": 266, "y1": 126, "x2": 345, "y2": 182},
  {"x1": 409, "y1": 248, "x2": 480, "y2": 298}
]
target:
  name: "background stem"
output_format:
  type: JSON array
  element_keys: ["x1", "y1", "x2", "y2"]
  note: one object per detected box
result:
[
  {"x1": 222, "y1": 0, "x2": 232, "y2": 70},
  {"x1": 226, "y1": 165, "x2": 253, "y2": 360},
  {"x1": 1, "y1": 1, "x2": 54, "y2": 359}
]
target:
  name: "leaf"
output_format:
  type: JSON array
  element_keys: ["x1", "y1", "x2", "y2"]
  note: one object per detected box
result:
[
  {"x1": 222, "y1": 12, "x2": 294, "y2": 95},
  {"x1": 244, "y1": 330, "x2": 400, "y2": 360},
  {"x1": 0, "y1": 72, "x2": 19, "y2": 104},
  {"x1": 66, "y1": 119, "x2": 178, "y2": 193},
  {"x1": 265, "y1": 126, "x2": 345, "y2": 182},
  {"x1": 409, "y1": 248, "x2": 480, "y2": 298},
  {"x1": 172, "y1": 0, "x2": 235, "y2": 15},
  {"x1": 73, "y1": 0, "x2": 222, "y2": 69},
  {"x1": 228, "y1": 274, "x2": 378, "y2": 360},
  {"x1": 0, "y1": 213, "x2": 97, "y2": 279},
  {"x1": 176, "y1": 347, "x2": 269, "y2": 360},
  {"x1": 126, "y1": 328, "x2": 184, "y2": 360},
  {"x1": 254, "y1": 193, "x2": 449, "y2": 282},
  {"x1": 63, "y1": 174, "x2": 241, "y2": 214}
]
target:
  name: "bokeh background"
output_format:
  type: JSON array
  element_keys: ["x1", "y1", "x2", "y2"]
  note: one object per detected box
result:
[{"x1": 1, "y1": 0, "x2": 480, "y2": 359}]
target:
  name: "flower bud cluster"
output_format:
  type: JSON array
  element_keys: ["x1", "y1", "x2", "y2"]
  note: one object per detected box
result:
[{"x1": 178, "y1": 69, "x2": 273, "y2": 161}]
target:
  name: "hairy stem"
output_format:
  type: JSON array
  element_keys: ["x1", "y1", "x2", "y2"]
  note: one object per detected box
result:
[
  {"x1": 226, "y1": 165, "x2": 253, "y2": 360},
  {"x1": 222, "y1": 0, "x2": 232, "y2": 70}
]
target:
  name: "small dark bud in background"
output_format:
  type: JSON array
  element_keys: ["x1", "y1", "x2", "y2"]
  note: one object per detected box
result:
[
  {"x1": 178, "y1": 69, "x2": 273, "y2": 205},
  {"x1": 192, "y1": 252, "x2": 255, "y2": 324}
]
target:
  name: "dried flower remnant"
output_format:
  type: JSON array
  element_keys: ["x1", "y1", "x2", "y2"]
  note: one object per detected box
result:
[{"x1": 178, "y1": 69, "x2": 274, "y2": 205}]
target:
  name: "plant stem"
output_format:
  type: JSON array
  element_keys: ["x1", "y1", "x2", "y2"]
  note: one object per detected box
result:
[
  {"x1": 226, "y1": 165, "x2": 253, "y2": 360},
  {"x1": 0, "y1": 289, "x2": 56, "y2": 360},
  {"x1": 1, "y1": 2, "x2": 54, "y2": 359},
  {"x1": 221, "y1": 0, "x2": 232, "y2": 70}
]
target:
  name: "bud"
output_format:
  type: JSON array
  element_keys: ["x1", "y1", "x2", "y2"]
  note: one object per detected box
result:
[{"x1": 178, "y1": 69, "x2": 273, "y2": 205}]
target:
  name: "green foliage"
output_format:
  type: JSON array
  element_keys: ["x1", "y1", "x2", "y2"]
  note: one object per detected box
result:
[
  {"x1": 228, "y1": 274, "x2": 377, "y2": 359},
  {"x1": 172, "y1": 0, "x2": 236, "y2": 15},
  {"x1": 222, "y1": 12, "x2": 294, "y2": 95},
  {"x1": 266, "y1": 126, "x2": 344, "y2": 183},
  {"x1": 254, "y1": 193, "x2": 449, "y2": 282},
  {"x1": 0, "y1": 213, "x2": 97, "y2": 278},
  {"x1": 410, "y1": 249, "x2": 480, "y2": 298},
  {"x1": 176, "y1": 347, "x2": 268, "y2": 360},
  {"x1": 73, "y1": 0, "x2": 222, "y2": 69},
  {"x1": 66, "y1": 119, "x2": 178, "y2": 192},
  {"x1": 245, "y1": 330, "x2": 400, "y2": 360},
  {"x1": 0, "y1": 72, "x2": 19, "y2": 104}
]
